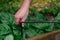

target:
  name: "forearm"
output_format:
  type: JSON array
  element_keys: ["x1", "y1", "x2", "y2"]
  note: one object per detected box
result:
[
  {"x1": 21, "y1": 0, "x2": 31, "y2": 9},
  {"x1": 17, "y1": 0, "x2": 31, "y2": 14},
  {"x1": 15, "y1": 0, "x2": 32, "y2": 24}
]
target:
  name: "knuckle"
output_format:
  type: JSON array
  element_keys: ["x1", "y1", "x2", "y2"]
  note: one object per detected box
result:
[
  {"x1": 15, "y1": 15, "x2": 19, "y2": 18},
  {"x1": 14, "y1": 15, "x2": 16, "y2": 18}
]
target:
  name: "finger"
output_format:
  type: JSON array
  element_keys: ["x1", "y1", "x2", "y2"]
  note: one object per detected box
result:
[
  {"x1": 15, "y1": 18, "x2": 20, "y2": 24},
  {"x1": 21, "y1": 11, "x2": 28, "y2": 27},
  {"x1": 21, "y1": 18, "x2": 26, "y2": 27},
  {"x1": 22, "y1": 23, "x2": 24, "y2": 27}
]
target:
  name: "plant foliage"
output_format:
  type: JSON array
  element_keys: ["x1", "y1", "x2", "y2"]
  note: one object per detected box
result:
[{"x1": 0, "y1": 6, "x2": 60, "y2": 40}]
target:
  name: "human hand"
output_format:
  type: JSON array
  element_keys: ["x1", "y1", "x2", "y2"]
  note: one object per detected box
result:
[
  {"x1": 15, "y1": 10, "x2": 29, "y2": 27},
  {"x1": 15, "y1": 0, "x2": 31, "y2": 27}
]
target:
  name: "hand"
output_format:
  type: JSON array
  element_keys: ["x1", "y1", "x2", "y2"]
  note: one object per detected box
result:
[
  {"x1": 15, "y1": 10, "x2": 29, "y2": 27},
  {"x1": 15, "y1": 0, "x2": 31, "y2": 27}
]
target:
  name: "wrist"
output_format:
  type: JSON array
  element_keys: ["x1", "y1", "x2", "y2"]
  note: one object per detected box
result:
[{"x1": 24, "y1": 0, "x2": 31, "y2": 2}]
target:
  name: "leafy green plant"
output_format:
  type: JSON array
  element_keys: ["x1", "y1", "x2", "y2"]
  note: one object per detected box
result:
[
  {"x1": 0, "y1": 12, "x2": 21, "y2": 40},
  {"x1": 39, "y1": 6, "x2": 60, "y2": 31},
  {"x1": 40, "y1": 6, "x2": 60, "y2": 17},
  {"x1": 0, "y1": 6, "x2": 60, "y2": 40}
]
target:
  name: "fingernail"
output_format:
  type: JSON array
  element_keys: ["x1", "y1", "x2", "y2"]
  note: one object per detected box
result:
[{"x1": 22, "y1": 23, "x2": 24, "y2": 27}]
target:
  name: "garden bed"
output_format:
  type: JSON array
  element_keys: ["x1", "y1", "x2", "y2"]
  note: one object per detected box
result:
[{"x1": 27, "y1": 30, "x2": 60, "y2": 40}]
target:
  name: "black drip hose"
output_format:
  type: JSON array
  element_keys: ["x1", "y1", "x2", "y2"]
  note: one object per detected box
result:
[
  {"x1": 19, "y1": 21, "x2": 60, "y2": 40},
  {"x1": 19, "y1": 22, "x2": 25, "y2": 40}
]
